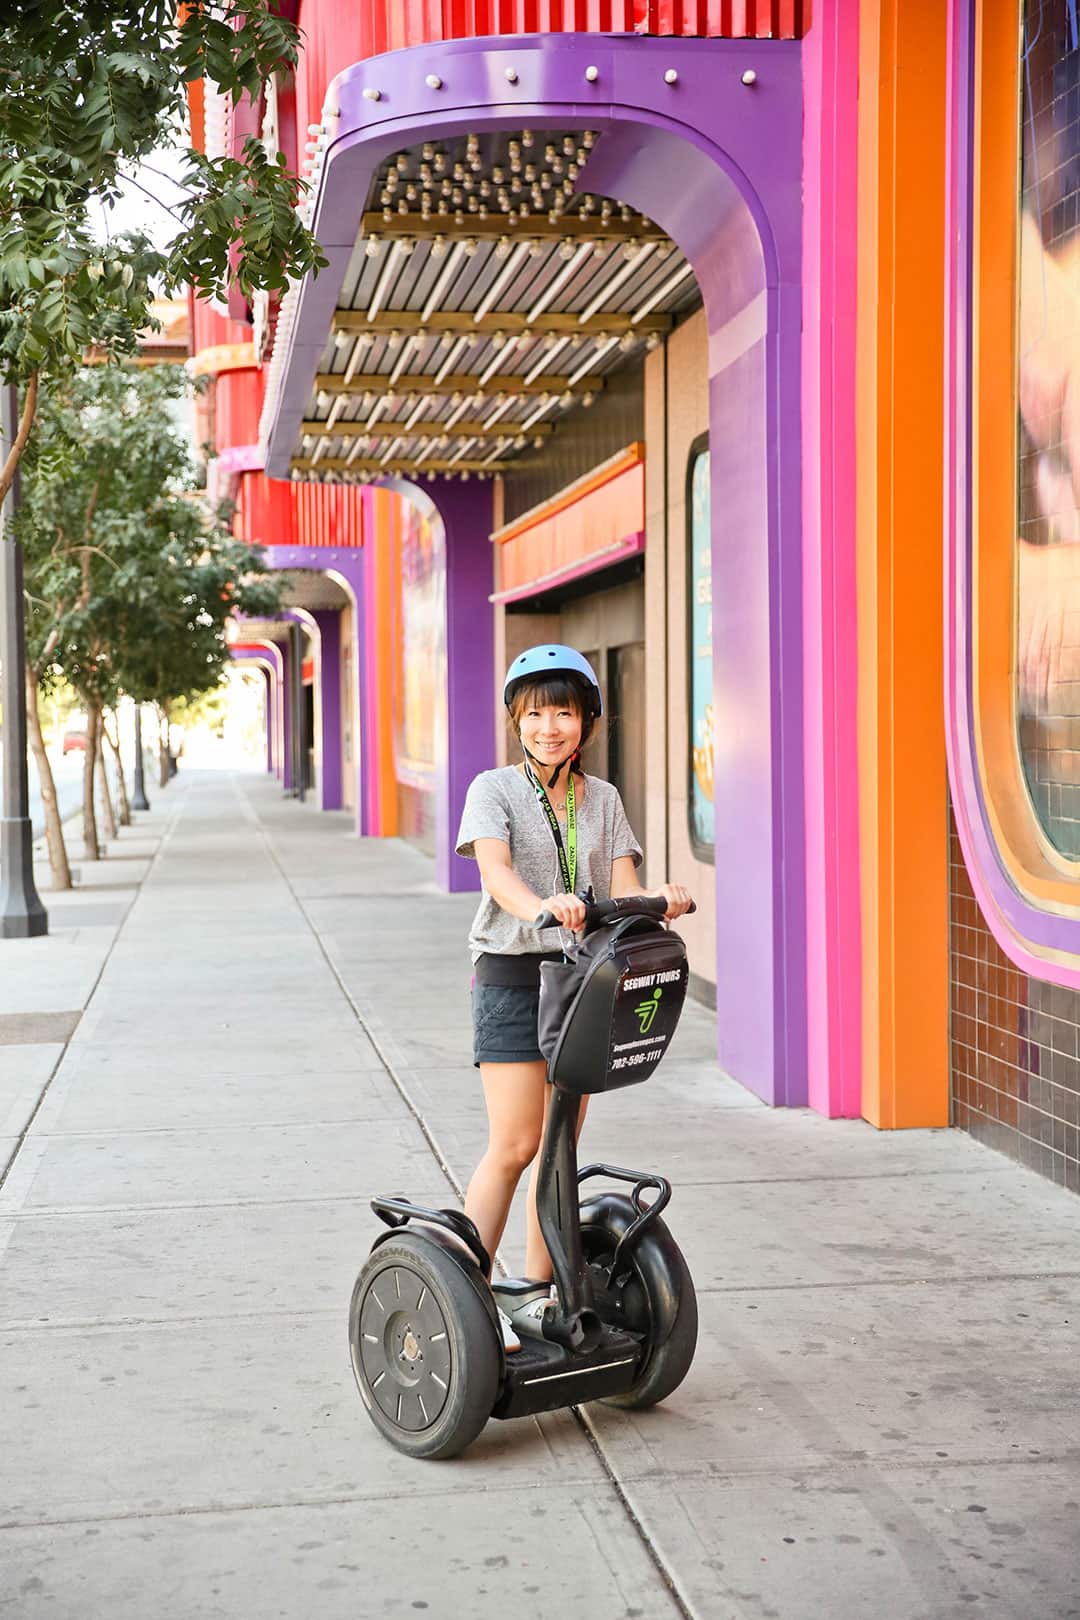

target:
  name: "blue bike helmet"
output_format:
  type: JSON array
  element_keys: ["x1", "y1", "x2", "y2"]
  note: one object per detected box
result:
[{"x1": 502, "y1": 644, "x2": 604, "y2": 717}]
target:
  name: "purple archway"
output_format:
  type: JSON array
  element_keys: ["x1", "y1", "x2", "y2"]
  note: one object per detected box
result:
[
  {"x1": 231, "y1": 642, "x2": 284, "y2": 778},
  {"x1": 264, "y1": 32, "x2": 804, "y2": 1104},
  {"x1": 261, "y1": 545, "x2": 365, "y2": 829}
]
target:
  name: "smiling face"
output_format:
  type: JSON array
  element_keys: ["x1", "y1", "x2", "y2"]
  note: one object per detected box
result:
[{"x1": 509, "y1": 676, "x2": 590, "y2": 777}]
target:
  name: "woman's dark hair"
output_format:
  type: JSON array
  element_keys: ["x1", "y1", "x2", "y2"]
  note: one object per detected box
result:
[{"x1": 507, "y1": 672, "x2": 598, "y2": 751}]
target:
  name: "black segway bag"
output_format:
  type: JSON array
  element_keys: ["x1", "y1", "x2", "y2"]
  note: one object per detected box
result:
[{"x1": 538, "y1": 916, "x2": 689, "y2": 1095}]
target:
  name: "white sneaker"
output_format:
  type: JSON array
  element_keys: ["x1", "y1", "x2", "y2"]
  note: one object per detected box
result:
[
  {"x1": 508, "y1": 1284, "x2": 558, "y2": 1341},
  {"x1": 497, "y1": 1306, "x2": 521, "y2": 1353}
]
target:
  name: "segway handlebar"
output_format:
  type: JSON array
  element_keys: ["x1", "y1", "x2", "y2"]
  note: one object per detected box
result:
[{"x1": 533, "y1": 894, "x2": 696, "y2": 931}]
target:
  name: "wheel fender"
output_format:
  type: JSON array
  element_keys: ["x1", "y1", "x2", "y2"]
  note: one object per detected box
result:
[
  {"x1": 580, "y1": 1191, "x2": 686, "y2": 1350},
  {"x1": 368, "y1": 1225, "x2": 501, "y2": 1345}
]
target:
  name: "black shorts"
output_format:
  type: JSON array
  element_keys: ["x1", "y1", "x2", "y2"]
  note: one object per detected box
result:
[{"x1": 471, "y1": 983, "x2": 544, "y2": 1066}]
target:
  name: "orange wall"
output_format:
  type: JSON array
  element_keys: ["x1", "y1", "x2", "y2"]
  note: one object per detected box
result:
[
  {"x1": 495, "y1": 447, "x2": 644, "y2": 594},
  {"x1": 856, "y1": 0, "x2": 950, "y2": 1127}
]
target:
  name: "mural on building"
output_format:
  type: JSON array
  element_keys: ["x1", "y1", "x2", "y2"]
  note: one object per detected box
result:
[
  {"x1": 948, "y1": 0, "x2": 1080, "y2": 1193},
  {"x1": 395, "y1": 504, "x2": 443, "y2": 790},
  {"x1": 1018, "y1": 4, "x2": 1080, "y2": 854}
]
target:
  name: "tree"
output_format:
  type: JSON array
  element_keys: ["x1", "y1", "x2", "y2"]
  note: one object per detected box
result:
[
  {"x1": 106, "y1": 507, "x2": 284, "y2": 786},
  {"x1": 0, "y1": 0, "x2": 326, "y2": 489},
  {"x1": 18, "y1": 362, "x2": 283, "y2": 878}
]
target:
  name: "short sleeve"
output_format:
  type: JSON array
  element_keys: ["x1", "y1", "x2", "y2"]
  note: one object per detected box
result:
[
  {"x1": 456, "y1": 773, "x2": 511, "y2": 859},
  {"x1": 611, "y1": 788, "x2": 643, "y2": 868}
]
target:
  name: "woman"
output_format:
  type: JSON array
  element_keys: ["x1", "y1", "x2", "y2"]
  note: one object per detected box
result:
[{"x1": 455, "y1": 644, "x2": 693, "y2": 1351}]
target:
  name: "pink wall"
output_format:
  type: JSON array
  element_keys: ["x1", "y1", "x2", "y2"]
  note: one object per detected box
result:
[{"x1": 801, "y1": 0, "x2": 862, "y2": 1117}]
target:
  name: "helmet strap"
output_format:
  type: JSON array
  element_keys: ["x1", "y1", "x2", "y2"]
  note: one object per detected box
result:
[{"x1": 521, "y1": 743, "x2": 574, "y2": 792}]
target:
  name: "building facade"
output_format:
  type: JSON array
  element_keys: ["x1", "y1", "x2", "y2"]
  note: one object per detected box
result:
[{"x1": 189, "y1": 0, "x2": 1080, "y2": 1193}]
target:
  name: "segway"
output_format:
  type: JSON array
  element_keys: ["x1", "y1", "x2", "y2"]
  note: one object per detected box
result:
[{"x1": 348, "y1": 894, "x2": 698, "y2": 1459}]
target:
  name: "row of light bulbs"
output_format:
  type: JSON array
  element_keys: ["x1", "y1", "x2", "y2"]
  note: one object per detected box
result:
[
  {"x1": 314, "y1": 324, "x2": 650, "y2": 417},
  {"x1": 306, "y1": 384, "x2": 601, "y2": 433},
  {"x1": 329, "y1": 324, "x2": 621, "y2": 357},
  {"x1": 362, "y1": 230, "x2": 663, "y2": 263},
  {"x1": 338, "y1": 331, "x2": 635, "y2": 360},
  {"x1": 291, "y1": 466, "x2": 501, "y2": 483},
  {"x1": 300, "y1": 429, "x2": 547, "y2": 453}
]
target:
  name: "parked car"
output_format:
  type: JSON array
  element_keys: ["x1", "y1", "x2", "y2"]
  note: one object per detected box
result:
[{"x1": 62, "y1": 729, "x2": 87, "y2": 755}]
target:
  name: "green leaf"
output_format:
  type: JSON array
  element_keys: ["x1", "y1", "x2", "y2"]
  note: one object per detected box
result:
[{"x1": 0, "y1": 0, "x2": 319, "y2": 383}]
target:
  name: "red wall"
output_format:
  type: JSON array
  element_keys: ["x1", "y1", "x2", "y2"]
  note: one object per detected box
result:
[
  {"x1": 214, "y1": 370, "x2": 264, "y2": 455},
  {"x1": 235, "y1": 471, "x2": 366, "y2": 550},
  {"x1": 189, "y1": 298, "x2": 251, "y2": 359},
  {"x1": 293, "y1": 0, "x2": 807, "y2": 131}
]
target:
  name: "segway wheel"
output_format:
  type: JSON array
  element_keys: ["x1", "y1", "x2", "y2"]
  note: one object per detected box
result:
[
  {"x1": 349, "y1": 1233, "x2": 500, "y2": 1460},
  {"x1": 580, "y1": 1200, "x2": 698, "y2": 1410}
]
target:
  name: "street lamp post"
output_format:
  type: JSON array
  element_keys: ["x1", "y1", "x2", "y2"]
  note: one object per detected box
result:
[
  {"x1": 131, "y1": 702, "x2": 150, "y2": 811},
  {"x1": 0, "y1": 385, "x2": 47, "y2": 938}
]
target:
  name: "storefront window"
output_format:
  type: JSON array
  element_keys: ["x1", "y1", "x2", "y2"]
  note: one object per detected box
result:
[
  {"x1": 687, "y1": 436, "x2": 714, "y2": 861},
  {"x1": 1017, "y1": 8, "x2": 1080, "y2": 857},
  {"x1": 395, "y1": 504, "x2": 443, "y2": 788}
]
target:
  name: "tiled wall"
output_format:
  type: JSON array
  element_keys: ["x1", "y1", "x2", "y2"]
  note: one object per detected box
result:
[
  {"x1": 395, "y1": 781, "x2": 435, "y2": 858},
  {"x1": 950, "y1": 807, "x2": 1080, "y2": 1191}
]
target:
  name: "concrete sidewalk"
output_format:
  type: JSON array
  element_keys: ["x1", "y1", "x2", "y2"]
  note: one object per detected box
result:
[
  {"x1": 1, "y1": 770, "x2": 1079, "y2": 1619},
  {"x1": 1, "y1": 794, "x2": 180, "y2": 1169}
]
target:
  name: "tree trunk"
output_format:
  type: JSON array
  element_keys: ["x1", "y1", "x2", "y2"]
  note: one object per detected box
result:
[
  {"x1": 102, "y1": 712, "x2": 130, "y2": 826},
  {"x1": 95, "y1": 712, "x2": 117, "y2": 842},
  {"x1": 158, "y1": 706, "x2": 170, "y2": 788},
  {"x1": 0, "y1": 372, "x2": 38, "y2": 504},
  {"x1": 25, "y1": 662, "x2": 72, "y2": 891},
  {"x1": 82, "y1": 698, "x2": 101, "y2": 860}
]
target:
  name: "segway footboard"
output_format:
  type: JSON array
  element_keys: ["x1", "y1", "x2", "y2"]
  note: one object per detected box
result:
[{"x1": 491, "y1": 1323, "x2": 644, "y2": 1420}]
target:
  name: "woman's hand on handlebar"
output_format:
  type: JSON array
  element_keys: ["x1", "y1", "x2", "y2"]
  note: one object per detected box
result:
[
  {"x1": 653, "y1": 883, "x2": 695, "y2": 920},
  {"x1": 539, "y1": 892, "x2": 588, "y2": 932}
]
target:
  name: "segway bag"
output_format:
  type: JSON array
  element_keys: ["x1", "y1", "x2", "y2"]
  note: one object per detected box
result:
[{"x1": 538, "y1": 916, "x2": 689, "y2": 1095}]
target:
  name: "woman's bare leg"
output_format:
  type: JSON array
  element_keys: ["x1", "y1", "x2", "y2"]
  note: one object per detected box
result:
[
  {"x1": 464, "y1": 1059, "x2": 548, "y2": 1275},
  {"x1": 524, "y1": 1092, "x2": 589, "y2": 1281}
]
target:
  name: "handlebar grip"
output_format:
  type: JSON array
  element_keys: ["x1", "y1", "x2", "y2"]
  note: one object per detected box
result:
[
  {"x1": 623, "y1": 896, "x2": 669, "y2": 918},
  {"x1": 534, "y1": 896, "x2": 696, "y2": 929}
]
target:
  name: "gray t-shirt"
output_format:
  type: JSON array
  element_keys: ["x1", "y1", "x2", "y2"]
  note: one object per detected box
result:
[{"x1": 456, "y1": 765, "x2": 643, "y2": 960}]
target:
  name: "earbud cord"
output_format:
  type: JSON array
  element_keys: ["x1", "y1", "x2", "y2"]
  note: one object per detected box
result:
[{"x1": 521, "y1": 744, "x2": 579, "y2": 791}]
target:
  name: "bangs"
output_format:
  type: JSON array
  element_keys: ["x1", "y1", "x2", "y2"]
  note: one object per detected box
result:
[{"x1": 509, "y1": 674, "x2": 587, "y2": 718}]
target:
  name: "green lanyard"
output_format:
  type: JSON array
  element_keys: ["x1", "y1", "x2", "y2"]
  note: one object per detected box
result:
[{"x1": 527, "y1": 766, "x2": 577, "y2": 896}]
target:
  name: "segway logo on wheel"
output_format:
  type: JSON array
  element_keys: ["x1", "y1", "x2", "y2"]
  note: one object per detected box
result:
[{"x1": 635, "y1": 987, "x2": 663, "y2": 1034}]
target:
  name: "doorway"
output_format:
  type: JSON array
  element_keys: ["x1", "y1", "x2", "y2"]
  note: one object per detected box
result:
[{"x1": 607, "y1": 641, "x2": 646, "y2": 846}]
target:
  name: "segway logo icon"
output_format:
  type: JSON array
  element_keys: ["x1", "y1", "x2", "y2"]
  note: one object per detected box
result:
[{"x1": 635, "y1": 987, "x2": 663, "y2": 1034}]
